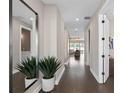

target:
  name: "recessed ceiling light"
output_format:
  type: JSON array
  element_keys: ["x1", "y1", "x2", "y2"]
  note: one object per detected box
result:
[
  {"x1": 76, "y1": 18, "x2": 79, "y2": 21},
  {"x1": 30, "y1": 17, "x2": 34, "y2": 21},
  {"x1": 75, "y1": 28, "x2": 78, "y2": 31}
]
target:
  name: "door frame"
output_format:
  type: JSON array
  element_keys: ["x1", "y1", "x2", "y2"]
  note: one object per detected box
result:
[{"x1": 99, "y1": 14, "x2": 109, "y2": 83}]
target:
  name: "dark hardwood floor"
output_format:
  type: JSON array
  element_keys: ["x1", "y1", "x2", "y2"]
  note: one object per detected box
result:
[{"x1": 39, "y1": 54, "x2": 114, "y2": 93}]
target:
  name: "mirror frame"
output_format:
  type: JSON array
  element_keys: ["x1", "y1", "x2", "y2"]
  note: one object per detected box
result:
[{"x1": 10, "y1": 0, "x2": 39, "y2": 92}]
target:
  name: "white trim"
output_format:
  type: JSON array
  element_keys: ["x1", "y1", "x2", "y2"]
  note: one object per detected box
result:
[
  {"x1": 24, "y1": 80, "x2": 42, "y2": 93},
  {"x1": 20, "y1": 25, "x2": 32, "y2": 31},
  {"x1": 64, "y1": 56, "x2": 69, "y2": 65},
  {"x1": 90, "y1": 68, "x2": 102, "y2": 83},
  {"x1": 13, "y1": 69, "x2": 19, "y2": 74},
  {"x1": 55, "y1": 66, "x2": 65, "y2": 85},
  {"x1": 32, "y1": 83, "x2": 41, "y2": 93},
  {"x1": 25, "y1": 78, "x2": 37, "y2": 89}
]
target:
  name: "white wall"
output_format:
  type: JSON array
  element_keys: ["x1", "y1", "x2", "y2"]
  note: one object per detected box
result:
[
  {"x1": 43, "y1": 5, "x2": 68, "y2": 85},
  {"x1": 85, "y1": 0, "x2": 112, "y2": 83},
  {"x1": 57, "y1": 9, "x2": 61, "y2": 59},
  {"x1": 57, "y1": 10, "x2": 69, "y2": 62},
  {"x1": 109, "y1": 17, "x2": 114, "y2": 37},
  {"x1": 24, "y1": 0, "x2": 44, "y2": 59},
  {"x1": 85, "y1": 0, "x2": 114, "y2": 83},
  {"x1": 84, "y1": 0, "x2": 106, "y2": 66},
  {"x1": 84, "y1": 30, "x2": 89, "y2": 65},
  {"x1": 88, "y1": 14, "x2": 100, "y2": 83},
  {"x1": 43, "y1": 5, "x2": 57, "y2": 57},
  {"x1": 64, "y1": 29, "x2": 69, "y2": 61},
  {"x1": 43, "y1": 5, "x2": 69, "y2": 61},
  {"x1": 56, "y1": 10, "x2": 68, "y2": 84}
]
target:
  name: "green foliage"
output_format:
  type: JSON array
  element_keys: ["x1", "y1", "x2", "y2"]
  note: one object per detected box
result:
[
  {"x1": 16, "y1": 57, "x2": 37, "y2": 79},
  {"x1": 38, "y1": 56, "x2": 61, "y2": 79}
]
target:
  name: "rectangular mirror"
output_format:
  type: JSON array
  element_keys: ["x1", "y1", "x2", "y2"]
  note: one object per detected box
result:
[{"x1": 12, "y1": 0, "x2": 38, "y2": 92}]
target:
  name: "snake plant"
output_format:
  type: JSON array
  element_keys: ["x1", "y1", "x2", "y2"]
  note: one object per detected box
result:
[
  {"x1": 38, "y1": 56, "x2": 61, "y2": 79},
  {"x1": 16, "y1": 57, "x2": 37, "y2": 79}
]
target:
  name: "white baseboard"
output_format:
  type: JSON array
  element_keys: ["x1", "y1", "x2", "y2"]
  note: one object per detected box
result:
[
  {"x1": 55, "y1": 66, "x2": 65, "y2": 85},
  {"x1": 25, "y1": 80, "x2": 42, "y2": 93},
  {"x1": 90, "y1": 68, "x2": 101, "y2": 83},
  {"x1": 32, "y1": 83, "x2": 41, "y2": 93}
]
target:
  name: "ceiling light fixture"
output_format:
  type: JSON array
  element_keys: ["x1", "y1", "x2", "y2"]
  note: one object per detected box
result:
[
  {"x1": 76, "y1": 18, "x2": 79, "y2": 21},
  {"x1": 75, "y1": 28, "x2": 78, "y2": 31},
  {"x1": 30, "y1": 17, "x2": 34, "y2": 21}
]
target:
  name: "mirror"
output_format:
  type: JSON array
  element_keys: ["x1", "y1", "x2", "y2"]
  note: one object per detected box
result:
[{"x1": 12, "y1": 0, "x2": 38, "y2": 91}]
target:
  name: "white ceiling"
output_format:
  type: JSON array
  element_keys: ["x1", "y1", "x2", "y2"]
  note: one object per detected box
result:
[
  {"x1": 41, "y1": 0, "x2": 104, "y2": 38},
  {"x1": 12, "y1": 0, "x2": 35, "y2": 25}
]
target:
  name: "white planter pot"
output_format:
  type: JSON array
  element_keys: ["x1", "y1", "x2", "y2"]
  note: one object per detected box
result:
[
  {"x1": 42, "y1": 77, "x2": 55, "y2": 92},
  {"x1": 25, "y1": 78, "x2": 36, "y2": 88}
]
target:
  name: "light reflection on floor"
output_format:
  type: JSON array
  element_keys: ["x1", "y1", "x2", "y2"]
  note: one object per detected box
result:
[
  {"x1": 67, "y1": 53, "x2": 86, "y2": 79},
  {"x1": 69, "y1": 53, "x2": 84, "y2": 67}
]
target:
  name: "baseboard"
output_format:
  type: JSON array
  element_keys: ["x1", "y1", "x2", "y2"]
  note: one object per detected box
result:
[
  {"x1": 32, "y1": 83, "x2": 41, "y2": 93},
  {"x1": 25, "y1": 80, "x2": 41, "y2": 93},
  {"x1": 64, "y1": 56, "x2": 70, "y2": 65},
  {"x1": 90, "y1": 68, "x2": 100, "y2": 83},
  {"x1": 55, "y1": 66, "x2": 65, "y2": 85}
]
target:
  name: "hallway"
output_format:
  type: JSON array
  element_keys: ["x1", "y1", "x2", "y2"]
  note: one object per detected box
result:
[
  {"x1": 40, "y1": 54, "x2": 114, "y2": 93},
  {"x1": 10, "y1": 0, "x2": 114, "y2": 93}
]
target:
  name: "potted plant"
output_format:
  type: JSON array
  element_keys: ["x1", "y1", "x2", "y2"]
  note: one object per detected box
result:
[
  {"x1": 38, "y1": 56, "x2": 61, "y2": 92},
  {"x1": 16, "y1": 57, "x2": 37, "y2": 88}
]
